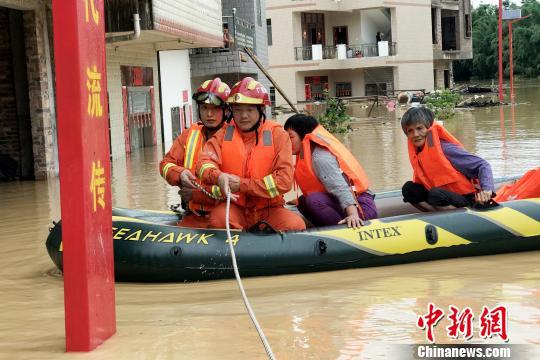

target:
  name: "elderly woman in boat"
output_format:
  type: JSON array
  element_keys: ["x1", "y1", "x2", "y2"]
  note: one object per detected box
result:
[
  {"x1": 401, "y1": 107, "x2": 495, "y2": 211},
  {"x1": 284, "y1": 114, "x2": 378, "y2": 228}
]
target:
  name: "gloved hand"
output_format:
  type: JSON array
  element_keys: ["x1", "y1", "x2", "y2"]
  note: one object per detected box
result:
[{"x1": 180, "y1": 170, "x2": 197, "y2": 189}]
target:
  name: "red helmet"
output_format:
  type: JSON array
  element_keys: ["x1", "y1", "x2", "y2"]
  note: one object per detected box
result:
[
  {"x1": 193, "y1": 78, "x2": 231, "y2": 106},
  {"x1": 227, "y1": 77, "x2": 270, "y2": 106}
]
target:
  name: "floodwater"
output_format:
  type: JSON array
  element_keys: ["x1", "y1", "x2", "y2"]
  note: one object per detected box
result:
[{"x1": 1, "y1": 80, "x2": 539, "y2": 359}]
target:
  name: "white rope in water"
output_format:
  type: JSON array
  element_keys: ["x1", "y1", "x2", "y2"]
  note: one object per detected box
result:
[{"x1": 225, "y1": 190, "x2": 276, "y2": 360}]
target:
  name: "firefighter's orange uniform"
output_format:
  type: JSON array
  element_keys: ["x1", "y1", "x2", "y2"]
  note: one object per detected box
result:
[
  {"x1": 160, "y1": 125, "x2": 223, "y2": 228},
  {"x1": 159, "y1": 78, "x2": 230, "y2": 228},
  {"x1": 197, "y1": 77, "x2": 306, "y2": 231}
]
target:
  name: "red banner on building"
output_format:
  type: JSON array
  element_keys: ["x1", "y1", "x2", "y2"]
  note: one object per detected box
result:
[{"x1": 52, "y1": 0, "x2": 116, "y2": 351}]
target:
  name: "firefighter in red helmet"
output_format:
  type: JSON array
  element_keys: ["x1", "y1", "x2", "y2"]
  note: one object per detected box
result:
[
  {"x1": 159, "y1": 78, "x2": 231, "y2": 228},
  {"x1": 196, "y1": 77, "x2": 306, "y2": 231}
]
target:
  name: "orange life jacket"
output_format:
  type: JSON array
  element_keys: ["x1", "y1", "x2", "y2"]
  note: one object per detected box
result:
[
  {"x1": 294, "y1": 125, "x2": 369, "y2": 197},
  {"x1": 495, "y1": 167, "x2": 540, "y2": 202},
  {"x1": 221, "y1": 120, "x2": 284, "y2": 209},
  {"x1": 408, "y1": 122, "x2": 476, "y2": 195},
  {"x1": 183, "y1": 124, "x2": 220, "y2": 213}
]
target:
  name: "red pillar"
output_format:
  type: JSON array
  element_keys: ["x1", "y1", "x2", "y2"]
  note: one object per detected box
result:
[
  {"x1": 498, "y1": 0, "x2": 504, "y2": 102},
  {"x1": 52, "y1": 0, "x2": 116, "y2": 351}
]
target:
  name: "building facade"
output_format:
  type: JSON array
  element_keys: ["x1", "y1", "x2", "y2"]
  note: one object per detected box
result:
[
  {"x1": 432, "y1": 0, "x2": 473, "y2": 89},
  {"x1": 0, "y1": 0, "x2": 223, "y2": 180},
  {"x1": 188, "y1": 0, "x2": 272, "y2": 117},
  {"x1": 266, "y1": 0, "x2": 472, "y2": 107}
]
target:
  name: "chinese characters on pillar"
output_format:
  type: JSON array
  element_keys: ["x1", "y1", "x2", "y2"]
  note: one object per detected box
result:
[
  {"x1": 90, "y1": 160, "x2": 106, "y2": 212},
  {"x1": 416, "y1": 303, "x2": 509, "y2": 343},
  {"x1": 86, "y1": 65, "x2": 103, "y2": 117},
  {"x1": 83, "y1": 0, "x2": 108, "y2": 213},
  {"x1": 84, "y1": 0, "x2": 99, "y2": 25}
]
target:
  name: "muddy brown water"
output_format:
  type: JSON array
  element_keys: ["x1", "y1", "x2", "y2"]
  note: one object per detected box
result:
[{"x1": 1, "y1": 80, "x2": 539, "y2": 359}]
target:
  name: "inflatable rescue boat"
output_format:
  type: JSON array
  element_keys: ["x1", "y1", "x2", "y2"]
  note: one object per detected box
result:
[{"x1": 45, "y1": 191, "x2": 540, "y2": 282}]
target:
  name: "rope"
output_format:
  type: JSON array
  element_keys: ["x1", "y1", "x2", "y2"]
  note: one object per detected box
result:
[
  {"x1": 188, "y1": 178, "x2": 276, "y2": 357},
  {"x1": 225, "y1": 190, "x2": 276, "y2": 360},
  {"x1": 190, "y1": 180, "x2": 224, "y2": 200}
]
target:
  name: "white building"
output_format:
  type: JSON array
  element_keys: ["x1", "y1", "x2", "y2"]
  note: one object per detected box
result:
[{"x1": 266, "y1": 0, "x2": 472, "y2": 106}]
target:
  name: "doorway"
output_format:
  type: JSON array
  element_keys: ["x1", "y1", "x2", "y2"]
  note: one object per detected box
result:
[
  {"x1": 444, "y1": 70, "x2": 450, "y2": 89},
  {"x1": 127, "y1": 87, "x2": 154, "y2": 151},
  {"x1": 442, "y1": 16, "x2": 457, "y2": 50},
  {"x1": 333, "y1": 26, "x2": 348, "y2": 45},
  {"x1": 301, "y1": 13, "x2": 325, "y2": 46},
  {"x1": 0, "y1": 7, "x2": 34, "y2": 180},
  {"x1": 121, "y1": 66, "x2": 156, "y2": 155}
]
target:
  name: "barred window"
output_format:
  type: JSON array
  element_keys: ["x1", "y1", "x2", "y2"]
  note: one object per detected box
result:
[{"x1": 267, "y1": 19, "x2": 272, "y2": 45}]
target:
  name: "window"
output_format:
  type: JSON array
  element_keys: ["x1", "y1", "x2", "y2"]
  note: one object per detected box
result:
[
  {"x1": 305, "y1": 76, "x2": 329, "y2": 100},
  {"x1": 465, "y1": 14, "x2": 471, "y2": 38},
  {"x1": 365, "y1": 83, "x2": 387, "y2": 96},
  {"x1": 257, "y1": 0, "x2": 262, "y2": 26},
  {"x1": 336, "y1": 82, "x2": 352, "y2": 97},
  {"x1": 431, "y1": 8, "x2": 438, "y2": 44},
  {"x1": 267, "y1": 19, "x2": 272, "y2": 46},
  {"x1": 269, "y1": 86, "x2": 276, "y2": 107}
]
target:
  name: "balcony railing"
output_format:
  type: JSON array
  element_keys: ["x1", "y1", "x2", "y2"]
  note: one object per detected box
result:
[{"x1": 294, "y1": 42, "x2": 396, "y2": 61}]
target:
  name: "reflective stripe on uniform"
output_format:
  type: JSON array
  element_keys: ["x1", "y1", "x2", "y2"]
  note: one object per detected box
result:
[
  {"x1": 198, "y1": 162, "x2": 217, "y2": 179},
  {"x1": 212, "y1": 185, "x2": 222, "y2": 198},
  {"x1": 262, "y1": 130, "x2": 272, "y2": 146},
  {"x1": 224, "y1": 125, "x2": 235, "y2": 141},
  {"x1": 183, "y1": 129, "x2": 201, "y2": 169},
  {"x1": 263, "y1": 174, "x2": 279, "y2": 198},
  {"x1": 162, "y1": 163, "x2": 176, "y2": 179}
]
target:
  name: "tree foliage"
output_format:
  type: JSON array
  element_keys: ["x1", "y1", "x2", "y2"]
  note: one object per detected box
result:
[
  {"x1": 425, "y1": 89, "x2": 463, "y2": 120},
  {"x1": 317, "y1": 90, "x2": 352, "y2": 133},
  {"x1": 454, "y1": 0, "x2": 540, "y2": 81}
]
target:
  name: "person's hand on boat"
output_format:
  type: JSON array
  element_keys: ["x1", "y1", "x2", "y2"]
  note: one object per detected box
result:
[
  {"x1": 180, "y1": 169, "x2": 197, "y2": 189},
  {"x1": 475, "y1": 190, "x2": 493, "y2": 204},
  {"x1": 338, "y1": 205, "x2": 364, "y2": 228},
  {"x1": 178, "y1": 187, "x2": 193, "y2": 203}
]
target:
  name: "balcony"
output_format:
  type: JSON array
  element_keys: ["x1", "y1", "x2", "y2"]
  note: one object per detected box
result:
[
  {"x1": 104, "y1": 0, "x2": 223, "y2": 49},
  {"x1": 294, "y1": 43, "x2": 396, "y2": 61}
]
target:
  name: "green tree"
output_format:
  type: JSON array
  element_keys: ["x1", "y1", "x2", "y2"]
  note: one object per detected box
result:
[
  {"x1": 512, "y1": 0, "x2": 540, "y2": 77},
  {"x1": 424, "y1": 89, "x2": 463, "y2": 120},
  {"x1": 317, "y1": 91, "x2": 352, "y2": 133},
  {"x1": 454, "y1": 1, "x2": 540, "y2": 81}
]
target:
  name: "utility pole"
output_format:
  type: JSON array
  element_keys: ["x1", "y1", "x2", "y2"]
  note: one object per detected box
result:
[{"x1": 508, "y1": 15, "x2": 531, "y2": 104}]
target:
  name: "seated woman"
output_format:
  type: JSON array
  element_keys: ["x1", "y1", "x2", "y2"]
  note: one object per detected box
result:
[
  {"x1": 284, "y1": 114, "x2": 378, "y2": 228},
  {"x1": 401, "y1": 107, "x2": 495, "y2": 211}
]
